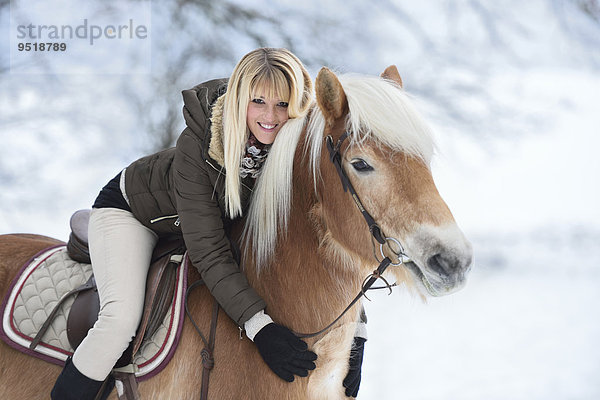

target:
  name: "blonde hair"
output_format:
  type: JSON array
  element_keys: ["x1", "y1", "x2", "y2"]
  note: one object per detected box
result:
[{"x1": 222, "y1": 48, "x2": 313, "y2": 217}]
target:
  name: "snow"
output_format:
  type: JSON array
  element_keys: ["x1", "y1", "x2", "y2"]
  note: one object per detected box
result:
[
  {"x1": 431, "y1": 68, "x2": 600, "y2": 233},
  {"x1": 1, "y1": 0, "x2": 600, "y2": 399}
]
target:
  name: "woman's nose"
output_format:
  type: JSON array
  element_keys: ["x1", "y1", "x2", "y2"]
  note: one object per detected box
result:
[{"x1": 263, "y1": 106, "x2": 276, "y2": 121}]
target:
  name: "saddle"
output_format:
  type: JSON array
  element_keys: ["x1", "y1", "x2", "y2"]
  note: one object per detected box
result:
[{"x1": 37, "y1": 209, "x2": 185, "y2": 396}]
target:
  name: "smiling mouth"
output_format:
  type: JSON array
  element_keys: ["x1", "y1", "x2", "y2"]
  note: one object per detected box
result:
[{"x1": 258, "y1": 122, "x2": 277, "y2": 131}]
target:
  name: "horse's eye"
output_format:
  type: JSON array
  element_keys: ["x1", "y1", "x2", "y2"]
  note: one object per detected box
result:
[{"x1": 351, "y1": 159, "x2": 373, "y2": 172}]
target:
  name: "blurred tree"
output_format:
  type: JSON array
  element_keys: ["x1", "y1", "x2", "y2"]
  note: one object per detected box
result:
[{"x1": 577, "y1": 0, "x2": 600, "y2": 21}]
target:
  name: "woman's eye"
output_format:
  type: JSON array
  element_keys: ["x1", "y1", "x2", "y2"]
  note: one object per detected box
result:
[
  {"x1": 252, "y1": 98, "x2": 265, "y2": 104},
  {"x1": 351, "y1": 159, "x2": 373, "y2": 172},
  {"x1": 278, "y1": 102, "x2": 289, "y2": 108}
]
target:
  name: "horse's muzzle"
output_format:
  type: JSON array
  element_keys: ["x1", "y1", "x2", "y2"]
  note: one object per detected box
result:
[{"x1": 402, "y1": 223, "x2": 473, "y2": 297}]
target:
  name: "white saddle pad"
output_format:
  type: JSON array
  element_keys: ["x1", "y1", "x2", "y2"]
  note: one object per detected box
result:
[{"x1": 0, "y1": 245, "x2": 188, "y2": 380}]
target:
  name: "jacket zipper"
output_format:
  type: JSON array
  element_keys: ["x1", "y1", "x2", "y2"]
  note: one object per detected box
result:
[
  {"x1": 205, "y1": 159, "x2": 253, "y2": 192},
  {"x1": 148, "y1": 158, "x2": 251, "y2": 228},
  {"x1": 150, "y1": 215, "x2": 180, "y2": 226}
]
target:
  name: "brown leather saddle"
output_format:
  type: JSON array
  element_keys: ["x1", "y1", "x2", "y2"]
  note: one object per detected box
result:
[{"x1": 34, "y1": 209, "x2": 185, "y2": 371}]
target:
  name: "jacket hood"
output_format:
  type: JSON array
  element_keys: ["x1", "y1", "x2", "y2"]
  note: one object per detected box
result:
[{"x1": 181, "y1": 78, "x2": 228, "y2": 167}]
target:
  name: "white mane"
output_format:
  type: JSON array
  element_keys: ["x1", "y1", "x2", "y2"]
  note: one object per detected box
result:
[{"x1": 243, "y1": 74, "x2": 435, "y2": 271}]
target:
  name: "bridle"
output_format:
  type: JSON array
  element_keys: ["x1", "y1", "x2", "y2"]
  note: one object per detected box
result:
[{"x1": 293, "y1": 132, "x2": 410, "y2": 339}]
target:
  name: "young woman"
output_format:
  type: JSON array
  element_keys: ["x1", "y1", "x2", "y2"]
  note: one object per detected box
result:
[{"x1": 51, "y1": 47, "x2": 366, "y2": 399}]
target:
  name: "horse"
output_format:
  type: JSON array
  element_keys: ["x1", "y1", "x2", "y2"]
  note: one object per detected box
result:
[{"x1": 0, "y1": 66, "x2": 472, "y2": 399}]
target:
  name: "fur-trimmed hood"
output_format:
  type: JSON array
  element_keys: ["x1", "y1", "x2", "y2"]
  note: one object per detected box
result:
[
  {"x1": 208, "y1": 94, "x2": 226, "y2": 167},
  {"x1": 180, "y1": 78, "x2": 228, "y2": 168}
]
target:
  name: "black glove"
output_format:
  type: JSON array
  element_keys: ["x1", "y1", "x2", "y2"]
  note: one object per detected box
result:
[
  {"x1": 343, "y1": 336, "x2": 366, "y2": 397},
  {"x1": 253, "y1": 322, "x2": 317, "y2": 382}
]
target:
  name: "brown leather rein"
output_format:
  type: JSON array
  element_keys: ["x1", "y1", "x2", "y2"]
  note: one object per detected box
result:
[{"x1": 184, "y1": 279, "x2": 219, "y2": 400}]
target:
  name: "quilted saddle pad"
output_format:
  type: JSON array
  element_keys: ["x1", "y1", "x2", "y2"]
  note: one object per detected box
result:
[{"x1": 0, "y1": 245, "x2": 188, "y2": 380}]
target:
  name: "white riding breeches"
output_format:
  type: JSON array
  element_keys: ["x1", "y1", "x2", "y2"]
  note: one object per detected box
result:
[{"x1": 72, "y1": 207, "x2": 158, "y2": 381}]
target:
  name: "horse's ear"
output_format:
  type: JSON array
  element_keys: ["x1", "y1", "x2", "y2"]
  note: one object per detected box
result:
[
  {"x1": 381, "y1": 65, "x2": 403, "y2": 88},
  {"x1": 316, "y1": 67, "x2": 348, "y2": 126}
]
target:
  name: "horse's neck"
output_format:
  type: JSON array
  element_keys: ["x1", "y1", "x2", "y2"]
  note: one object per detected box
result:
[
  {"x1": 245, "y1": 149, "x2": 363, "y2": 335},
  {"x1": 249, "y1": 223, "x2": 362, "y2": 336}
]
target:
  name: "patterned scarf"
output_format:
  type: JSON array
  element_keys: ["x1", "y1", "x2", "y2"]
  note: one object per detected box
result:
[{"x1": 240, "y1": 133, "x2": 271, "y2": 179}]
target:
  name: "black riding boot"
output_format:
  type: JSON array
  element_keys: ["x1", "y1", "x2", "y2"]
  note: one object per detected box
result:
[{"x1": 51, "y1": 357, "x2": 114, "y2": 400}]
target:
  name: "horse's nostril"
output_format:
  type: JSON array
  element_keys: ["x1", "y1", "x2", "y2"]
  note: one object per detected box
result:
[{"x1": 427, "y1": 253, "x2": 454, "y2": 277}]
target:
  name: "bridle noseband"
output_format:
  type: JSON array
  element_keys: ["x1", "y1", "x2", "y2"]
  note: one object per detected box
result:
[{"x1": 294, "y1": 133, "x2": 410, "y2": 339}]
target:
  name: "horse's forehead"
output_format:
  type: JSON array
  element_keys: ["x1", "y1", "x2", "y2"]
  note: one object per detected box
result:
[
  {"x1": 341, "y1": 123, "x2": 432, "y2": 163},
  {"x1": 346, "y1": 140, "x2": 421, "y2": 162}
]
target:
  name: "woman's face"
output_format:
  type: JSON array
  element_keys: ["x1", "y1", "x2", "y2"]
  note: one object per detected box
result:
[{"x1": 246, "y1": 92, "x2": 289, "y2": 145}]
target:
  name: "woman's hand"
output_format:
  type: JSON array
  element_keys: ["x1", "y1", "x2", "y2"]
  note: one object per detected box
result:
[{"x1": 253, "y1": 323, "x2": 317, "y2": 382}]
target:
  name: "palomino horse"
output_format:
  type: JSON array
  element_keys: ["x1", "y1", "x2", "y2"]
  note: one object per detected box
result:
[{"x1": 0, "y1": 66, "x2": 472, "y2": 399}]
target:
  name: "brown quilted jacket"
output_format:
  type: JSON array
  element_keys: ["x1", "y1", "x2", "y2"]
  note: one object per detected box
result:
[{"x1": 123, "y1": 79, "x2": 266, "y2": 326}]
